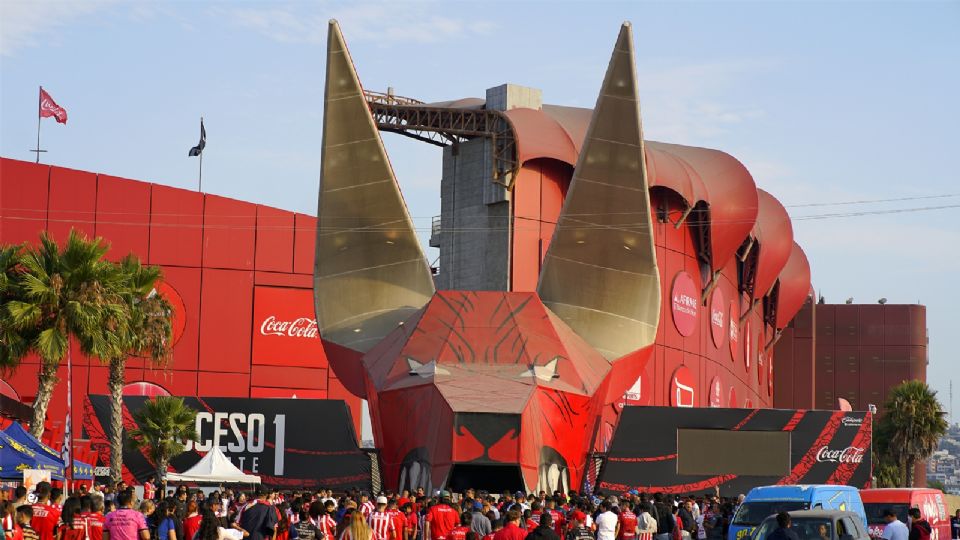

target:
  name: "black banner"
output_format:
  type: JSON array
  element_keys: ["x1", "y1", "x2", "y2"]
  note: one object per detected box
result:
[
  {"x1": 597, "y1": 407, "x2": 872, "y2": 497},
  {"x1": 84, "y1": 396, "x2": 370, "y2": 489}
]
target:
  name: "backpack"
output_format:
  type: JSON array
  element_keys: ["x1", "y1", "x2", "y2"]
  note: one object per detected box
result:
[{"x1": 911, "y1": 520, "x2": 932, "y2": 540}]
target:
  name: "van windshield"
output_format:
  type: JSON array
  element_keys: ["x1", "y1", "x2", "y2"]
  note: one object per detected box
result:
[
  {"x1": 863, "y1": 504, "x2": 909, "y2": 525},
  {"x1": 733, "y1": 502, "x2": 810, "y2": 526},
  {"x1": 752, "y1": 517, "x2": 832, "y2": 540}
]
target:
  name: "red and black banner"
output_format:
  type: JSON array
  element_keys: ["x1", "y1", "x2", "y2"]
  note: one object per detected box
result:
[
  {"x1": 597, "y1": 407, "x2": 871, "y2": 497},
  {"x1": 83, "y1": 396, "x2": 370, "y2": 489}
]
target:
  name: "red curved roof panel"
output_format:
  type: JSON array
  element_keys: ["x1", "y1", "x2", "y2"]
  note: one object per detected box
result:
[
  {"x1": 504, "y1": 107, "x2": 579, "y2": 166},
  {"x1": 776, "y1": 242, "x2": 812, "y2": 328},
  {"x1": 752, "y1": 189, "x2": 794, "y2": 297}
]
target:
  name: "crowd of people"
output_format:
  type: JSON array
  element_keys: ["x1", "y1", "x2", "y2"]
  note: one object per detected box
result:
[{"x1": 0, "y1": 481, "x2": 745, "y2": 540}]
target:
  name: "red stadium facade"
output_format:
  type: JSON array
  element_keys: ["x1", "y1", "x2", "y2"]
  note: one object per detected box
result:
[{"x1": 1, "y1": 22, "x2": 825, "y2": 492}]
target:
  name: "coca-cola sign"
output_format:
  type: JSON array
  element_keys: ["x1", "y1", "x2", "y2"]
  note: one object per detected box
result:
[
  {"x1": 252, "y1": 286, "x2": 326, "y2": 368},
  {"x1": 260, "y1": 316, "x2": 318, "y2": 339},
  {"x1": 815, "y1": 446, "x2": 865, "y2": 464}
]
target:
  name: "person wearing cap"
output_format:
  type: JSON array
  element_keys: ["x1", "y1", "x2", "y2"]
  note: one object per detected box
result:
[
  {"x1": 470, "y1": 502, "x2": 491, "y2": 538},
  {"x1": 368, "y1": 497, "x2": 396, "y2": 540},
  {"x1": 883, "y1": 509, "x2": 909, "y2": 540},
  {"x1": 425, "y1": 493, "x2": 458, "y2": 540},
  {"x1": 565, "y1": 512, "x2": 592, "y2": 540}
]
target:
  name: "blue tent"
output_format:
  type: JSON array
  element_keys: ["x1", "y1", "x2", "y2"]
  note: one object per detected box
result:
[
  {"x1": 0, "y1": 430, "x2": 64, "y2": 480},
  {"x1": 2, "y1": 423, "x2": 95, "y2": 480}
]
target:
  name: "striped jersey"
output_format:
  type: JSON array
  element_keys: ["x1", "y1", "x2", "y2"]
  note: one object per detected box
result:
[{"x1": 369, "y1": 511, "x2": 396, "y2": 540}]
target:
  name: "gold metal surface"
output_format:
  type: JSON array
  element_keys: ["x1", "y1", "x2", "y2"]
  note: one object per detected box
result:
[
  {"x1": 537, "y1": 23, "x2": 661, "y2": 360},
  {"x1": 314, "y1": 20, "x2": 435, "y2": 352}
]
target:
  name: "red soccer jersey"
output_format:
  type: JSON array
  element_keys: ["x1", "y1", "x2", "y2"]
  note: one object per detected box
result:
[
  {"x1": 493, "y1": 523, "x2": 527, "y2": 540},
  {"x1": 388, "y1": 511, "x2": 406, "y2": 540},
  {"x1": 362, "y1": 502, "x2": 376, "y2": 520},
  {"x1": 183, "y1": 514, "x2": 202, "y2": 540},
  {"x1": 548, "y1": 510, "x2": 565, "y2": 536},
  {"x1": 449, "y1": 526, "x2": 471, "y2": 540},
  {"x1": 618, "y1": 511, "x2": 638, "y2": 540},
  {"x1": 81, "y1": 512, "x2": 105, "y2": 540},
  {"x1": 30, "y1": 504, "x2": 61, "y2": 540},
  {"x1": 482, "y1": 534, "x2": 495, "y2": 540},
  {"x1": 369, "y1": 511, "x2": 396, "y2": 540},
  {"x1": 425, "y1": 505, "x2": 459, "y2": 540},
  {"x1": 405, "y1": 513, "x2": 419, "y2": 540},
  {"x1": 318, "y1": 516, "x2": 337, "y2": 540}
]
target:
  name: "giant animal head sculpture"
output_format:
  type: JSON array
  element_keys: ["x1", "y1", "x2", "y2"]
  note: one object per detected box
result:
[{"x1": 314, "y1": 20, "x2": 661, "y2": 493}]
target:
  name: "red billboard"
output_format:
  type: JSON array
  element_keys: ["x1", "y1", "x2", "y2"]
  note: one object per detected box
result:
[{"x1": 252, "y1": 286, "x2": 326, "y2": 368}]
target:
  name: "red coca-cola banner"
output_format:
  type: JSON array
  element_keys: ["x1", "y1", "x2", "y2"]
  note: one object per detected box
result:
[
  {"x1": 40, "y1": 88, "x2": 68, "y2": 124},
  {"x1": 252, "y1": 286, "x2": 327, "y2": 367}
]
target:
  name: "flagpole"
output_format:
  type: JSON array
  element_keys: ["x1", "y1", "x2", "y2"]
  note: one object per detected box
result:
[
  {"x1": 36, "y1": 86, "x2": 42, "y2": 163},
  {"x1": 198, "y1": 116, "x2": 203, "y2": 192}
]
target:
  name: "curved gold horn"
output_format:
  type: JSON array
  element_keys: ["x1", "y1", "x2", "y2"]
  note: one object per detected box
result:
[
  {"x1": 537, "y1": 22, "x2": 661, "y2": 360},
  {"x1": 314, "y1": 20, "x2": 435, "y2": 353}
]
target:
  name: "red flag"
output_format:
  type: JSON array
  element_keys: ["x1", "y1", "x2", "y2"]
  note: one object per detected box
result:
[{"x1": 39, "y1": 87, "x2": 68, "y2": 124}]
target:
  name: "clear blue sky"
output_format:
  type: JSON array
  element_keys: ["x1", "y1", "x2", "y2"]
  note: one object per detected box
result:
[{"x1": 2, "y1": 1, "x2": 958, "y2": 414}]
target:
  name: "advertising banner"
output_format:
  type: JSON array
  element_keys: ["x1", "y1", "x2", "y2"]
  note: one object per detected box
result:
[
  {"x1": 597, "y1": 406, "x2": 872, "y2": 496},
  {"x1": 83, "y1": 396, "x2": 370, "y2": 489},
  {"x1": 23, "y1": 469, "x2": 51, "y2": 502}
]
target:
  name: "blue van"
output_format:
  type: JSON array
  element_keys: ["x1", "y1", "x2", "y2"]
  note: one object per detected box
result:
[{"x1": 728, "y1": 485, "x2": 868, "y2": 540}]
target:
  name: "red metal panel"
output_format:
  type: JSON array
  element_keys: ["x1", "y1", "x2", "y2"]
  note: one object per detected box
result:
[
  {"x1": 860, "y1": 346, "x2": 886, "y2": 408},
  {"x1": 160, "y1": 266, "x2": 201, "y2": 371},
  {"x1": 661, "y1": 347, "x2": 683, "y2": 407},
  {"x1": 203, "y1": 195, "x2": 256, "y2": 270},
  {"x1": 251, "y1": 366, "x2": 327, "y2": 389},
  {"x1": 539, "y1": 222, "x2": 555, "y2": 265},
  {"x1": 251, "y1": 387, "x2": 328, "y2": 399},
  {"x1": 908, "y1": 345, "x2": 927, "y2": 382},
  {"x1": 908, "y1": 305, "x2": 927, "y2": 346},
  {"x1": 514, "y1": 162, "x2": 541, "y2": 221},
  {"x1": 46, "y1": 166, "x2": 97, "y2": 243},
  {"x1": 539, "y1": 159, "x2": 569, "y2": 224},
  {"x1": 772, "y1": 328, "x2": 795, "y2": 408},
  {"x1": 96, "y1": 174, "x2": 151, "y2": 261},
  {"x1": 293, "y1": 213, "x2": 316, "y2": 274},
  {"x1": 0, "y1": 158, "x2": 49, "y2": 244},
  {"x1": 792, "y1": 336, "x2": 814, "y2": 409},
  {"x1": 859, "y1": 305, "x2": 885, "y2": 346},
  {"x1": 776, "y1": 243, "x2": 812, "y2": 329},
  {"x1": 882, "y1": 305, "x2": 911, "y2": 346},
  {"x1": 197, "y1": 372, "x2": 249, "y2": 397},
  {"x1": 815, "y1": 343, "x2": 835, "y2": 408},
  {"x1": 512, "y1": 217, "x2": 540, "y2": 292},
  {"x1": 139, "y1": 369, "x2": 198, "y2": 397},
  {"x1": 255, "y1": 206, "x2": 294, "y2": 273},
  {"x1": 834, "y1": 305, "x2": 859, "y2": 346},
  {"x1": 253, "y1": 272, "x2": 312, "y2": 288},
  {"x1": 682, "y1": 254, "x2": 702, "y2": 357},
  {"x1": 883, "y1": 346, "x2": 911, "y2": 394},
  {"x1": 149, "y1": 185, "x2": 203, "y2": 267},
  {"x1": 792, "y1": 299, "x2": 814, "y2": 339},
  {"x1": 662, "y1": 249, "x2": 688, "y2": 351},
  {"x1": 816, "y1": 304, "x2": 835, "y2": 345},
  {"x1": 834, "y1": 345, "x2": 860, "y2": 409},
  {"x1": 198, "y1": 269, "x2": 253, "y2": 373}
]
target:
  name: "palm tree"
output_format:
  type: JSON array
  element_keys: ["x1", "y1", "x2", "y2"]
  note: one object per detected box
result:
[
  {"x1": 105, "y1": 255, "x2": 174, "y2": 484},
  {"x1": 3, "y1": 231, "x2": 127, "y2": 437},
  {"x1": 880, "y1": 380, "x2": 948, "y2": 487},
  {"x1": 127, "y1": 395, "x2": 198, "y2": 485},
  {"x1": 0, "y1": 244, "x2": 31, "y2": 370}
]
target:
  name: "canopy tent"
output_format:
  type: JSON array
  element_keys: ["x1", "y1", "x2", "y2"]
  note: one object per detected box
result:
[
  {"x1": 2, "y1": 422, "x2": 95, "y2": 480},
  {"x1": 166, "y1": 447, "x2": 260, "y2": 484},
  {"x1": 0, "y1": 430, "x2": 65, "y2": 480}
]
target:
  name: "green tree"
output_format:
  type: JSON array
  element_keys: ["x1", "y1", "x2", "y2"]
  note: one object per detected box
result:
[
  {"x1": 127, "y1": 396, "x2": 198, "y2": 485},
  {"x1": 106, "y1": 255, "x2": 174, "y2": 484},
  {"x1": 876, "y1": 380, "x2": 948, "y2": 487},
  {"x1": 3, "y1": 231, "x2": 127, "y2": 437},
  {"x1": 0, "y1": 244, "x2": 31, "y2": 369}
]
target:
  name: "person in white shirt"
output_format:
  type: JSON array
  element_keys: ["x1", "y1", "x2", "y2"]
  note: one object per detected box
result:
[
  {"x1": 596, "y1": 502, "x2": 620, "y2": 540},
  {"x1": 882, "y1": 509, "x2": 909, "y2": 540}
]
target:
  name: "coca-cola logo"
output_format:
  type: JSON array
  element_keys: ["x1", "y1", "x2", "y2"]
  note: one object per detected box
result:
[
  {"x1": 841, "y1": 416, "x2": 863, "y2": 427},
  {"x1": 259, "y1": 316, "x2": 319, "y2": 339},
  {"x1": 815, "y1": 446, "x2": 865, "y2": 463}
]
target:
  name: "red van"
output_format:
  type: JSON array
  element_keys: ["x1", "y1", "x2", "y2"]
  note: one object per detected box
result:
[{"x1": 859, "y1": 488, "x2": 950, "y2": 540}]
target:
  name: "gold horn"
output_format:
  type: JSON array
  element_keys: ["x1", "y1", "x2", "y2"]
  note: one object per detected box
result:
[
  {"x1": 537, "y1": 22, "x2": 661, "y2": 360},
  {"x1": 314, "y1": 20, "x2": 435, "y2": 353}
]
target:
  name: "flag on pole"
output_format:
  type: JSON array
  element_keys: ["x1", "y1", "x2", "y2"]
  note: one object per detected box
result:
[
  {"x1": 39, "y1": 87, "x2": 68, "y2": 124},
  {"x1": 188, "y1": 118, "x2": 206, "y2": 156}
]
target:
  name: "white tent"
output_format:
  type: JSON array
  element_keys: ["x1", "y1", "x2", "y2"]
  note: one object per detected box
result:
[{"x1": 166, "y1": 447, "x2": 261, "y2": 484}]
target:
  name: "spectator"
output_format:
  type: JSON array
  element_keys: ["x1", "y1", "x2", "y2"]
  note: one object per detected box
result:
[
  {"x1": 564, "y1": 512, "x2": 591, "y2": 540},
  {"x1": 55, "y1": 498, "x2": 84, "y2": 540},
  {"x1": 765, "y1": 513, "x2": 799, "y2": 540},
  {"x1": 492, "y1": 510, "x2": 526, "y2": 540},
  {"x1": 595, "y1": 503, "x2": 619, "y2": 540},
  {"x1": 157, "y1": 500, "x2": 183, "y2": 540},
  {"x1": 17, "y1": 506, "x2": 37, "y2": 540},
  {"x1": 235, "y1": 490, "x2": 278, "y2": 540},
  {"x1": 102, "y1": 491, "x2": 149, "y2": 540},
  {"x1": 184, "y1": 502, "x2": 202, "y2": 540},
  {"x1": 368, "y1": 498, "x2": 394, "y2": 540},
  {"x1": 524, "y1": 513, "x2": 558, "y2": 540},
  {"x1": 470, "y1": 503, "x2": 491, "y2": 538},
  {"x1": 30, "y1": 482, "x2": 61, "y2": 540},
  {"x1": 883, "y1": 509, "x2": 909, "y2": 540},
  {"x1": 908, "y1": 508, "x2": 931, "y2": 540},
  {"x1": 424, "y1": 493, "x2": 458, "y2": 540}
]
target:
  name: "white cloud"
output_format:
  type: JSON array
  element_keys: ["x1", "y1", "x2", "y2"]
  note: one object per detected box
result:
[
  {"x1": 0, "y1": 0, "x2": 116, "y2": 56},
  {"x1": 218, "y1": 2, "x2": 493, "y2": 46}
]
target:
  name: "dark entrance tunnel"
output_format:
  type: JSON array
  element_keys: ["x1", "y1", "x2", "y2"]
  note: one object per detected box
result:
[{"x1": 447, "y1": 464, "x2": 525, "y2": 493}]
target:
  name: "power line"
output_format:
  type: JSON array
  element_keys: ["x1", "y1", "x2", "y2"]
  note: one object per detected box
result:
[{"x1": 786, "y1": 193, "x2": 960, "y2": 208}]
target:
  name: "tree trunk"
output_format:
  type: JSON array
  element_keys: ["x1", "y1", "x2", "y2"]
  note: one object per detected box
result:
[
  {"x1": 30, "y1": 360, "x2": 60, "y2": 438},
  {"x1": 157, "y1": 455, "x2": 169, "y2": 487},
  {"x1": 905, "y1": 456, "x2": 916, "y2": 487},
  {"x1": 108, "y1": 356, "x2": 125, "y2": 485}
]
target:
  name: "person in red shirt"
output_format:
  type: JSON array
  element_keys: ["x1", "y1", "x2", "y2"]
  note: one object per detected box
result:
[
  {"x1": 425, "y1": 494, "x2": 459, "y2": 540},
  {"x1": 493, "y1": 511, "x2": 526, "y2": 540},
  {"x1": 78, "y1": 498, "x2": 104, "y2": 540},
  {"x1": 316, "y1": 501, "x2": 337, "y2": 540},
  {"x1": 387, "y1": 500, "x2": 405, "y2": 540},
  {"x1": 30, "y1": 483, "x2": 60, "y2": 540},
  {"x1": 544, "y1": 501, "x2": 564, "y2": 537},
  {"x1": 483, "y1": 520, "x2": 503, "y2": 540},
  {"x1": 527, "y1": 503, "x2": 542, "y2": 530},
  {"x1": 400, "y1": 501, "x2": 418, "y2": 540},
  {"x1": 449, "y1": 514, "x2": 472, "y2": 540},
  {"x1": 617, "y1": 502, "x2": 638, "y2": 540},
  {"x1": 182, "y1": 502, "x2": 202, "y2": 540},
  {"x1": 142, "y1": 478, "x2": 156, "y2": 502}
]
